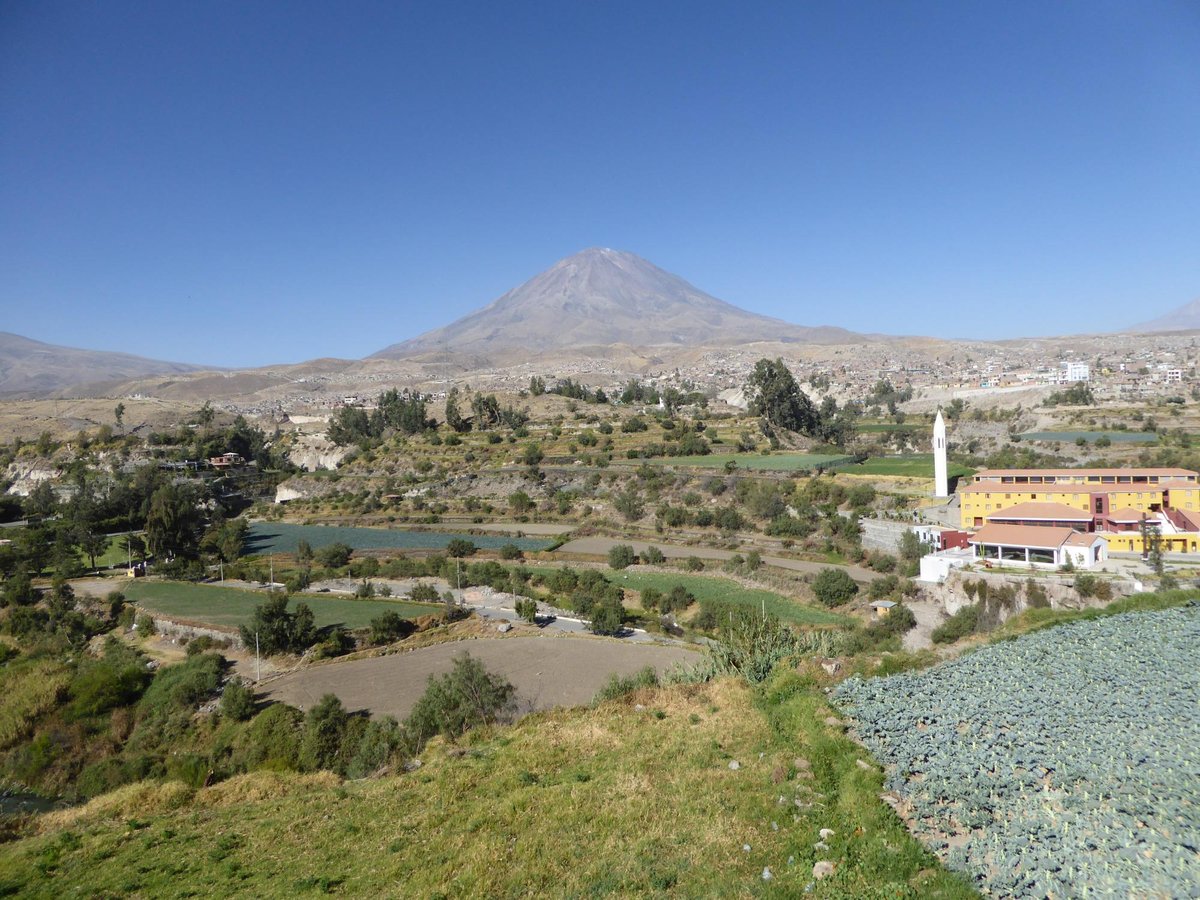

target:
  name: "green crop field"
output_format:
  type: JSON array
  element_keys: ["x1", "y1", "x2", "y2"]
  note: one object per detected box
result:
[
  {"x1": 834, "y1": 454, "x2": 974, "y2": 477},
  {"x1": 1018, "y1": 430, "x2": 1158, "y2": 443},
  {"x1": 624, "y1": 452, "x2": 854, "y2": 471},
  {"x1": 608, "y1": 571, "x2": 853, "y2": 627},
  {"x1": 124, "y1": 581, "x2": 440, "y2": 630},
  {"x1": 244, "y1": 523, "x2": 552, "y2": 556},
  {"x1": 856, "y1": 422, "x2": 930, "y2": 433}
]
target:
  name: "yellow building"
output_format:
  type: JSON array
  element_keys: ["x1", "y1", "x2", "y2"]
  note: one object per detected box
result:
[
  {"x1": 960, "y1": 468, "x2": 1200, "y2": 528},
  {"x1": 959, "y1": 467, "x2": 1200, "y2": 554}
]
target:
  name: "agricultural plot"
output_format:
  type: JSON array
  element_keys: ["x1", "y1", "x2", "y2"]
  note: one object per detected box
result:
[
  {"x1": 244, "y1": 523, "x2": 552, "y2": 556},
  {"x1": 834, "y1": 604, "x2": 1200, "y2": 898},
  {"x1": 124, "y1": 581, "x2": 439, "y2": 631},
  {"x1": 627, "y1": 452, "x2": 854, "y2": 471},
  {"x1": 1018, "y1": 430, "x2": 1158, "y2": 443},
  {"x1": 606, "y1": 571, "x2": 853, "y2": 627},
  {"x1": 833, "y1": 454, "x2": 974, "y2": 478}
]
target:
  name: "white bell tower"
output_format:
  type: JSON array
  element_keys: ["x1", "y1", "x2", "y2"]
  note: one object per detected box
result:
[{"x1": 933, "y1": 410, "x2": 949, "y2": 498}]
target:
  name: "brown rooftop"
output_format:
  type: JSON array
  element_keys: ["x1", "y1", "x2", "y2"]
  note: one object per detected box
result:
[
  {"x1": 985, "y1": 501, "x2": 1092, "y2": 521},
  {"x1": 968, "y1": 523, "x2": 1084, "y2": 549}
]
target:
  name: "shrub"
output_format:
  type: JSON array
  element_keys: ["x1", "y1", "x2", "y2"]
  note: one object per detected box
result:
[
  {"x1": 236, "y1": 703, "x2": 304, "y2": 771},
  {"x1": 221, "y1": 680, "x2": 257, "y2": 722},
  {"x1": 315, "y1": 543, "x2": 353, "y2": 569},
  {"x1": 594, "y1": 666, "x2": 659, "y2": 704},
  {"x1": 498, "y1": 543, "x2": 523, "y2": 560},
  {"x1": 345, "y1": 716, "x2": 403, "y2": 778},
  {"x1": 1025, "y1": 578, "x2": 1049, "y2": 609},
  {"x1": 1073, "y1": 573, "x2": 1099, "y2": 598},
  {"x1": 370, "y1": 611, "x2": 415, "y2": 645},
  {"x1": 588, "y1": 597, "x2": 626, "y2": 635},
  {"x1": 812, "y1": 568, "x2": 859, "y2": 607},
  {"x1": 643, "y1": 545, "x2": 666, "y2": 565},
  {"x1": 239, "y1": 594, "x2": 317, "y2": 655},
  {"x1": 300, "y1": 694, "x2": 351, "y2": 772},
  {"x1": 445, "y1": 539, "x2": 477, "y2": 558},
  {"x1": 662, "y1": 584, "x2": 696, "y2": 613},
  {"x1": 608, "y1": 544, "x2": 637, "y2": 570},
  {"x1": 403, "y1": 654, "x2": 515, "y2": 752},
  {"x1": 640, "y1": 587, "x2": 664, "y2": 612},
  {"x1": 408, "y1": 582, "x2": 440, "y2": 602},
  {"x1": 514, "y1": 598, "x2": 538, "y2": 623},
  {"x1": 931, "y1": 604, "x2": 980, "y2": 644},
  {"x1": 684, "y1": 556, "x2": 705, "y2": 572}
]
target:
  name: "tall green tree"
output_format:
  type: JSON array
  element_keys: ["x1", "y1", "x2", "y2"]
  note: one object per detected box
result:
[
  {"x1": 747, "y1": 358, "x2": 820, "y2": 437},
  {"x1": 145, "y1": 482, "x2": 202, "y2": 559}
]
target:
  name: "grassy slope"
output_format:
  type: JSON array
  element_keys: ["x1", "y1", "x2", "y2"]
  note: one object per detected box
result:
[
  {"x1": 124, "y1": 581, "x2": 441, "y2": 630},
  {"x1": 607, "y1": 570, "x2": 854, "y2": 627},
  {"x1": 0, "y1": 676, "x2": 973, "y2": 898}
]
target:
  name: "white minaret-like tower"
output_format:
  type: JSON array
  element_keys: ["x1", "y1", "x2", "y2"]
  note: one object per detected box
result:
[{"x1": 933, "y1": 409, "x2": 949, "y2": 498}]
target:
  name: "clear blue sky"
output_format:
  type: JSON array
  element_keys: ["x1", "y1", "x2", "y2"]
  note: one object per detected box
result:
[{"x1": 2, "y1": 1, "x2": 1198, "y2": 367}]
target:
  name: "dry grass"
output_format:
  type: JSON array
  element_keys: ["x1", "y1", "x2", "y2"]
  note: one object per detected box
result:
[
  {"x1": 0, "y1": 660, "x2": 70, "y2": 749},
  {"x1": 37, "y1": 781, "x2": 194, "y2": 832}
]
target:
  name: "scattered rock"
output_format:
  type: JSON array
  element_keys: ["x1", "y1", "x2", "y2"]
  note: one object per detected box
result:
[
  {"x1": 820, "y1": 658, "x2": 841, "y2": 676},
  {"x1": 403, "y1": 759, "x2": 422, "y2": 772},
  {"x1": 742, "y1": 844, "x2": 751, "y2": 853},
  {"x1": 824, "y1": 716, "x2": 842, "y2": 727},
  {"x1": 814, "y1": 841, "x2": 829, "y2": 851},
  {"x1": 787, "y1": 855, "x2": 795, "y2": 866},
  {"x1": 855, "y1": 759, "x2": 873, "y2": 771},
  {"x1": 771, "y1": 764, "x2": 787, "y2": 783},
  {"x1": 771, "y1": 821, "x2": 779, "y2": 832},
  {"x1": 729, "y1": 760, "x2": 741, "y2": 771},
  {"x1": 761, "y1": 867, "x2": 772, "y2": 881},
  {"x1": 819, "y1": 828, "x2": 836, "y2": 840},
  {"x1": 813, "y1": 860, "x2": 835, "y2": 879},
  {"x1": 496, "y1": 622, "x2": 511, "y2": 633},
  {"x1": 794, "y1": 757, "x2": 811, "y2": 770}
]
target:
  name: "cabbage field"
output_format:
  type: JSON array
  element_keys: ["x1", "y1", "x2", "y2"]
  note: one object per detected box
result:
[{"x1": 834, "y1": 603, "x2": 1200, "y2": 898}]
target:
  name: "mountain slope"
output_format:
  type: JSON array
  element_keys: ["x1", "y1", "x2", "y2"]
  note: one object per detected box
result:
[
  {"x1": 0, "y1": 332, "x2": 207, "y2": 396},
  {"x1": 1129, "y1": 298, "x2": 1200, "y2": 333},
  {"x1": 372, "y1": 248, "x2": 862, "y2": 358}
]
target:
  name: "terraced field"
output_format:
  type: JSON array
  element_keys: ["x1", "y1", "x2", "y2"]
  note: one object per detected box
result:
[
  {"x1": 624, "y1": 452, "x2": 854, "y2": 471},
  {"x1": 244, "y1": 523, "x2": 553, "y2": 555},
  {"x1": 834, "y1": 602, "x2": 1200, "y2": 897},
  {"x1": 125, "y1": 581, "x2": 440, "y2": 630}
]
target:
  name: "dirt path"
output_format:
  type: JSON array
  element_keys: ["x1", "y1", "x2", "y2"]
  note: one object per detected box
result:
[
  {"x1": 902, "y1": 598, "x2": 946, "y2": 651},
  {"x1": 261, "y1": 635, "x2": 698, "y2": 719},
  {"x1": 557, "y1": 536, "x2": 876, "y2": 582}
]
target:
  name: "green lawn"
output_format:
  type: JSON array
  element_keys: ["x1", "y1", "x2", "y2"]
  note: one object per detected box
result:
[
  {"x1": 123, "y1": 581, "x2": 441, "y2": 631},
  {"x1": 95, "y1": 534, "x2": 140, "y2": 569},
  {"x1": 521, "y1": 565, "x2": 851, "y2": 628},
  {"x1": 624, "y1": 452, "x2": 855, "y2": 471},
  {"x1": 856, "y1": 423, "x2": 930, "y2": 433},
  {"x1": 610, "y1": 571, "x2": 852, "y2": 627},
  {"x1": 833, "y1": 454, "x2": 974, "y2": 478}
]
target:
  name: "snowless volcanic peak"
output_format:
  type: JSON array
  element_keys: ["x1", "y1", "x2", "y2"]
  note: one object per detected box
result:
[
  {"x1": 370, "y1": 248, "x2": 861, "y2": 358},
  {"x1": 1130, "y1": 298, "x2": 1200, "y2": 334}
]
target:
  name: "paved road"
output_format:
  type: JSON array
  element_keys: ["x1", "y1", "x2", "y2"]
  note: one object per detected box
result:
[
  {"x1": 556, "y1": 536, "x2": 876, "y2": 582},
  {"x1": 262, "y1": 635, "x2": 698, "y2": 719}
]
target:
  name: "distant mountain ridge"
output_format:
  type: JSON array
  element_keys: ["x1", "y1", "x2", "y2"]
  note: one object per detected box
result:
[
  {"x1": 1130, "y1": 298, "x2": 1200, "y2": 334},
  {"x1": 371, "y1": 248, "x2": 863, "y2": 359},
  {"x1": 0, "y1": 332, "x2": 206, "y2": 396}
]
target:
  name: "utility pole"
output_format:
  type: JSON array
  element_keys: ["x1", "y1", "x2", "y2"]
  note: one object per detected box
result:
[{"x1": 255, "y1": 632, "x2": 261, "y2": 684}]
